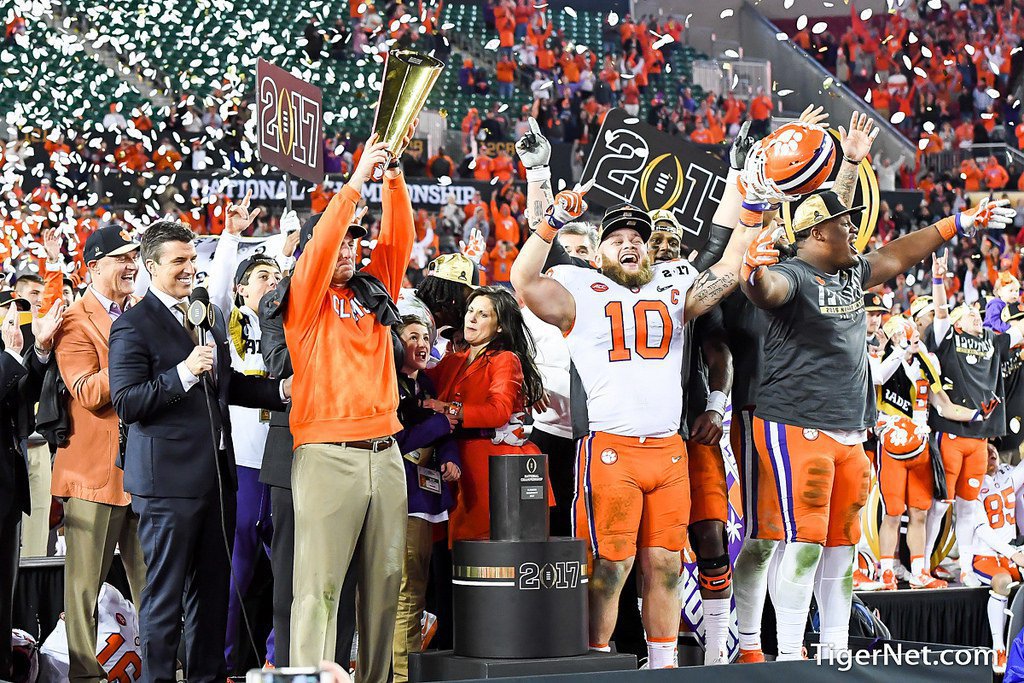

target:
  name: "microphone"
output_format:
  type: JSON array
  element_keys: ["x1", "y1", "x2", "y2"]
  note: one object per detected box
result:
[{"x1": 187, "y1": 287, "x2": 215, "y2": 346}]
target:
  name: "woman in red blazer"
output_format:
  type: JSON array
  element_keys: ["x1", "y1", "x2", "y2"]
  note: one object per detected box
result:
[{"x1": 425, "y1": 286, "x2": 546, "y2": 544}]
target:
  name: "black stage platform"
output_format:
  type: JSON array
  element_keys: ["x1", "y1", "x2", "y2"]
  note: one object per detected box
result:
[
  {"x1": 411, "y1": 639, "x2": 991, "y2": 682},
  {"x1": 15, "y1": 559, "x2": 999, "y2": 682}
]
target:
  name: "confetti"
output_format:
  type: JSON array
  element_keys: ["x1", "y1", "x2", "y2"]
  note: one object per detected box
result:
[
  {"x1": 890, "y1": 112, "x2": 906, "y2": 125},
  {"x1": 720, "y1": 9, "x2": 734, "y2": 19}
]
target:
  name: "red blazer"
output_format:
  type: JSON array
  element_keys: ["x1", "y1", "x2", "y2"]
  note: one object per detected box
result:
[{"x1": 428, "y1": 348, "x2": 527, "y2": 428}]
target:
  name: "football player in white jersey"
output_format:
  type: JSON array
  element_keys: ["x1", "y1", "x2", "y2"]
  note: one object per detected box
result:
[
  {"x1": 969, "y1": 443, "x2": 1024, "y2": 674},
  {"x1": 511, "y1": 156, "x2": 776, "y2": 668}
]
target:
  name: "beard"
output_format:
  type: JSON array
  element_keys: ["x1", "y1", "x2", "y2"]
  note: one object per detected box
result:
[{"x1": 601, "y1": 258, "x2": 655, "y2": 289}]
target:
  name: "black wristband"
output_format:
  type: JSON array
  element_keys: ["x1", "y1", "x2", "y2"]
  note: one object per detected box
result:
[
  {"x1": 387, "y1": 157, "x2": 401, "y2": 169},
  {"x1": 843, "y1": 155, "x2": 859, "y2": 165}
]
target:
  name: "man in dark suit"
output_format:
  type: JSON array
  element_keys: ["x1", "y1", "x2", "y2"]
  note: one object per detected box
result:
[
  {"x1": 0, "y1": 292, "x2": 64, "y2": 679},
  {"x1": 109, "y1": 220, "x2": 289, "y2": 683}
]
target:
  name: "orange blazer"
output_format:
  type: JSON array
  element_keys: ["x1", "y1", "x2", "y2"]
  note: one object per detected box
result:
[
  {"x1": 428, "y1": 348, "x2": 528, "y2": 428},
  {"x1": 51, "y1": 290, "x2": 132, "y2": 506}
]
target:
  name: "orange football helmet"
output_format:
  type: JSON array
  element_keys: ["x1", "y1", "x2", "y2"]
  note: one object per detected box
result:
[
  {"x1": 758, "y1": 122, "x2": 837, "y2": 197},
  {"x1": 878, "y1": 415, "x2": 927, "y2": 459}
]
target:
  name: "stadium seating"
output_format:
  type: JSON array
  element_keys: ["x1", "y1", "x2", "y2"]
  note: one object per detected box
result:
[{"x1": 0, "y1": 18, "x2": 150, "y2": 129}]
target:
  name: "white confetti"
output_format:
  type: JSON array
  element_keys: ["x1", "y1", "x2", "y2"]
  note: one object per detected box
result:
[
  {"x1": 860, "y1": 8, "x2": 872, "y2": 20},
  {"x1": 796, "y1": 15, "x2": 808, "y2": 31},
  {"x1": 720, "y1": 9, "x2": 733, "y2": 19},
  {"x1": 890, "y1": 112, "x2": 906, "y2": 125},
  {"x1": 777, "y1": 89, "x2": 793, "y2": 96},
  {"x1": 564, "y1": 6, "x2": 576, "y2": 18},
  {"x1": 776, "y1": 32, "x2": 789, "y2": 41},
  {"x1": 811, "y1": 22, "x2": 827, "y2": 34}
]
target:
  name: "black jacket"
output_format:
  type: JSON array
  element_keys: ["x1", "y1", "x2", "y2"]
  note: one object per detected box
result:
[{"x1": 109, "y1": 291, "x2": 286, "y2": 498}]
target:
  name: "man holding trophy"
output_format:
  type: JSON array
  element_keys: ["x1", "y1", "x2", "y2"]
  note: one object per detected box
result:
[{"x1": 285, "y1": 50, "x2": 441, "y2": 680}]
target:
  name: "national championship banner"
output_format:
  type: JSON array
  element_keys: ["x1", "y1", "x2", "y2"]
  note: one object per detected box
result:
[
  {"x1": 98, "y1": 174, "x2": 525, "y2": 210},
  {"x1": 256, "y1": 58, "x2": 325, "y2": 185},
  {"x1": 581, "y1": 108, "x2": 729, "y2": 254}
]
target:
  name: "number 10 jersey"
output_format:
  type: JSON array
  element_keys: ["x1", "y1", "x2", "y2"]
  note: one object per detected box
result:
[{"x1": 547, "y1": 260, "x2": 698, "y2": 438}]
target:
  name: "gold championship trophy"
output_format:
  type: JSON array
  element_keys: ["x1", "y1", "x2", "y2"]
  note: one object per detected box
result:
[{"x1": 371, "y1": 50, "x2": 445, "y2": 176}]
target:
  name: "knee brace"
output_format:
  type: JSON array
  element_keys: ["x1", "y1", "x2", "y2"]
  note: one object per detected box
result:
[{"x1": 697, "y1": 553, "x2": 733, "y2": 593}]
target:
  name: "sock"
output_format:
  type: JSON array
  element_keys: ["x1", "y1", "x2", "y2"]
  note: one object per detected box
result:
[
  {"x1": 733, "y1": 538, "x2": 779, "y2": 651},
  {"x1": 910, "y1": 555, "x2": 926, "y2": 576},
  {"x1": 589, "y1": 643, "x2": 611, "y2": 653},
  {"x1": 702, "y1": 598, "x2": 731, "y2": 664},
  {"x1": 774, "y1": 541, "x2": 823, "y2": 660},
  {"x1": 879, "y1": 556, "x2": 894, "y2": 574},
  {"x1": 813, "y1": 546, "x2": 855, "y2": 655},
  {"x1": 767, "y1": 540, "x2": 786, "y2": 607},
  {"x1": 954, "y1": 497, "x2": 977, "y2": 576},
  {"x1": 989, "y1": 592, "x2": 1008, "y2": 652},
  {"x1": 646, "y1": 637, "x2": 677, "y2": 668},
  {"x1": 925, "y1": 500, "x2": 951, "y2": 568}
]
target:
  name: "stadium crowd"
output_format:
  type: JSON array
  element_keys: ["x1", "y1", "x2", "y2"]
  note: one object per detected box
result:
[{"x1": 793, "y1": 0, "x2": 1024, "y2": 191}]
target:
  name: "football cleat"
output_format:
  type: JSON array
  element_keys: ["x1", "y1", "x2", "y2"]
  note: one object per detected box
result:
[
  {"x1": 879, "y1": 568, "x2": 897, "y2": 591},
  {"x1": 853, "y1": 568, "x2": 886, "y2": 591},
  {"x1": 994, "y1": 648, "x2": 1007, "y2": 674},
  {"x1": 933, "y1": 563, "x2": 956, "y2": 583},
  {"x1": 909, "y1": 571, "x2": 947, "y2": 589},
  {"x1": 737, "y1": 648, "x2": 766, "y2": 663},
  {"x1": 960, "y1": 571, "x2": 982, "y2": 588}
]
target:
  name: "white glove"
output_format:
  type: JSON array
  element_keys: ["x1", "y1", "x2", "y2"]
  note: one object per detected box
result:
[
  {"x1": 280, "y1": 209, "x2": 300, "y2": 235},
  {"x1": 515, "y1": 117, "x2": 551, "y2": 178},
  {"x1": 492, "y1": 412, "x2": 529, "y2": 446},
  {"x1": 740, "y1": 145, "x2": 796, "y2": 206},
  {"x1": 955, "y1": 197, "x2": 1016, "y2": 237}
]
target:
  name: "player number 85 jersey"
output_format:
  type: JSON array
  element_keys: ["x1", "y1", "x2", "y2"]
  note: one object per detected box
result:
[{"x1": 546, "y1": 260, "x2": 698, "y2": 437}]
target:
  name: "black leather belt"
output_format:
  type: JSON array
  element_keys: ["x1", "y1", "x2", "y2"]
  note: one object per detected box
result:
[{"x1": 332, "y1": 436, "x2": 396, "y2": 453}]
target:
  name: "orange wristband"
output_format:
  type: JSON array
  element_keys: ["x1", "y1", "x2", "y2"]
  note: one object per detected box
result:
[
  {"x1": 739, "y1": 207, "x2": 764, "y2": 229},
  {"x1": 535, "y1": 219, "x2": 558, "y2": 243},
  {"x1": 935, "y1": 216, "x2": 956, "y2": 241}
]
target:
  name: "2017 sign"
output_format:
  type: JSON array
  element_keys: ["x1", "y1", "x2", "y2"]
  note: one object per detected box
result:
[
  {"x1": 581, "y1": 108, "x2": 728, "y2": 254},
  {"x1": 256, "y1": 58, "x2": 324, "y2": 184}
]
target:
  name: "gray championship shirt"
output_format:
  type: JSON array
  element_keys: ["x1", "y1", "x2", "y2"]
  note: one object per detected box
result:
[
  {"x1": 927, "y1": 324, "x2": 1011, "y2": 440},
  {"x1": 754, "y1": 255, "x2": 876, "y2": 432}
]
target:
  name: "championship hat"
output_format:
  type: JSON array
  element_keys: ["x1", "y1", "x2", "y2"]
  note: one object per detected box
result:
[
  {"x1": 648, "y1": 209, "x2": 683, "y2": 238},
  {"x1": 234, "y1": 255, "x2": 280, "y2": 286},
  {"x1": 600, "y1": 203, "x2": 653, "y2": 243},
  {"x1": 1004, "y1": 302, "x2": 1024, "y2": 322},
  {"x1": 949, "y1": 304, "x2": 973, "y2": 326},
  {"x1": 864, "y1": 292, "x2": 887, "y2": 313},
  {"x1": 83, "y1": 224, "x2": 140, "y2": 263},
  {"x1": 0, "y1": 290, "x2": 30, "y2": 312},
  {"x1": 426, "y1": 253, "x2": 479, "y2": 287},
  {"x1": 790, "y1": 190, "x2": 865, "y2": 234},
  {"x1": 909, "y1": 295, "x2": 934, "y2": 320}
]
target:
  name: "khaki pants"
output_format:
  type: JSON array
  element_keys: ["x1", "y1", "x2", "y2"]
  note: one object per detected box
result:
[
  {"x1": 290, "y1": 443, "x2": 406, "y2": 683},
  {"x1": 22, "y1": 442, "x2": 51, "y2": 557},
  {"x1": 63, "y1": 497, "x2": 147, "y2": 681},
  {"x1": 393, "y1": 517, "x2": 432, "y2": 683}
]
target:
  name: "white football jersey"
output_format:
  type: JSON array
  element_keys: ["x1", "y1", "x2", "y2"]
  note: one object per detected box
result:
[
  {"x1": 975, "y1": 463, "x2": 1024, "y2": 556},
  {"x1": 547, "y1": 260, "x2": 698, "y2": 437}
]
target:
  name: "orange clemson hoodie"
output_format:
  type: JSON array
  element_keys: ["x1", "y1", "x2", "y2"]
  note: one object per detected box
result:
[{"x1": 284, "y1": 176, "x2": 414, "y2": 448}]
